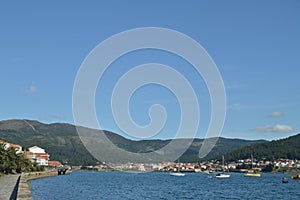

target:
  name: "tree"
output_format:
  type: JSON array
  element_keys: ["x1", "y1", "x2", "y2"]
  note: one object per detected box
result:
[
  {"x1": 0, "y1": 143, "x2": 36, "y2": 174},
  {"x1": 262, "y1": 164, "x2": 273, "y2": 172}
]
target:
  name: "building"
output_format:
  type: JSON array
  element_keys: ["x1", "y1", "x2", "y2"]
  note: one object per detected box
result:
[
  {"x1": 0, "y1": 140, "x2": 23, "y2": 154},
  {"x1": 25, "y1": 146, "x2": 50, "y2": 166},
  {"x1": 48, "y1": 160, "x2": 63, "y2": 168},
  {"x1": 28, "y1": 146, "x2": 46, "y2": 154}
]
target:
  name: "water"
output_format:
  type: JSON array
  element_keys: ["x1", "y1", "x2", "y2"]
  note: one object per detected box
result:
[{"x1": 30, "y1": 171, "x2": 300, "y2": 200}]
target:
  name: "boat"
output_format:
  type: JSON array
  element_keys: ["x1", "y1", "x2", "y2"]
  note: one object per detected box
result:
[
  {"x1": 216, "y1": 156, "x2": 230, "y2": 178},
  {"x1": 243, "y1": 154, "x2": 261, "y2": 177},
  {"x1": 291, "y1": 175, "x2": 300, "y2": 180},
  {"x1": 282, "y1": 177, "x2": 289, "y2": 183},
  {"x1": 170, "y1": 172, "x2": 185, "y2": 177},
  {"x1": 215, "y1": 173, "x2": 230, "y2": 178},
  {"x1": 170, "y1": 160, "x2": 185, "y2": 177},
  {"x1": 290, "y1": 167, "x2": 300, "y2": 180},
  {"x1": 244, "y1": 172, "x2": 261, "y2": 177}
]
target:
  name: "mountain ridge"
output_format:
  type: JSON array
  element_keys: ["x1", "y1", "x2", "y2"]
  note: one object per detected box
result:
[
  {"x1": 224, "y1": 133, "x2": 300, "y2": 161},
  {"x1": 0, "y1": 119, "x2": 267, "y2": 165}
]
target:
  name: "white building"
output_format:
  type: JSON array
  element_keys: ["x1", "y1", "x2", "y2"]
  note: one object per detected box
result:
[
  {"x1": 26, "y1": 146, "x2": 49, "y2": 166},
  {"x1": 28, "y1": 146, "x2": 46, "y2": 154}
]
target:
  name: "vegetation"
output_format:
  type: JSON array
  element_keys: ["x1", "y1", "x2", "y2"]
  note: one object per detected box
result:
[
  {"x1": 261, "y1": 164, "x2": 274, "y2": 172},
  {"x1": 224, "y1": 133, "x2": 300, "y2": 161},
  {"x1": 0, "y1": 143, "x2": 42, "y2": 174},
  {"x1": 0, "y1": 120, "x2": 99, "y2": 166},
  {"x1": 0, "y1": 120, "x2": 266, "y2": 165},
  {"x1": 232, "y1": 163, "x2": 274, "y2": 173},
  {"x1": 1, "y1": 118, "x2": 299, "y2": 169}
]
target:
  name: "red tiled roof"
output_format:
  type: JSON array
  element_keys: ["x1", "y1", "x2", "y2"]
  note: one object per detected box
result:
[
  {"x1": 8, "y1": 143, "x2": 21, "y2": 148},
  {"x1": 0, "y1": 141, "x2": 22, "y2": 148},
  {"x1": 36, "y1": 154, "x2": 49, "y2": 158},
  {"x1": 36, "y1": 155, "x2": 49, "y2": 159},
  {"x1": 25, "y1": 152, "x2": 49, "y2": 158},
  {"x1": 48, "y1": 161, "x2": 62, "y2": 166},
  {"x1": 36, "y1": 153, "x2": 49, "y2": 156}
]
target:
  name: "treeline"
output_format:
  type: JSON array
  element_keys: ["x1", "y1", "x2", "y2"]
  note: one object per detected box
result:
[
  {"x1": 225, "y1": 133, "x2": 300, "y2": 161},
  {"x1": 0, "y1": 144, "x2": 44, "y2": 174}
]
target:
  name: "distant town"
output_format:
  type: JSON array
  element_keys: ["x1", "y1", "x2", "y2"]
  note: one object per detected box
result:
[
  {"x1": 80, "y1": 158, "x2": 300, "y2": 174},
  {"x1": 1, "y1": 139, "x2": 299, "y2": 174}
]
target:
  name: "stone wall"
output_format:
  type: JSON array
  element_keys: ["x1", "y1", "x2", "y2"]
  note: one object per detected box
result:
[{"x1": 17, "y1": 171, "x2": 58, "y2": 200}]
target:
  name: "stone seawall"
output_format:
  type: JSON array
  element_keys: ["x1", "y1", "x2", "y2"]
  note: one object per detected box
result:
[
  {"x1": 0, "y1": 174, "x2": 20, "y2": 200},
  {"x1": 17, "y1": 171, "x2": 58, "y2": 200},
  {"x1": 10, "y1": 175, "x2": 21, "y2": 200}
]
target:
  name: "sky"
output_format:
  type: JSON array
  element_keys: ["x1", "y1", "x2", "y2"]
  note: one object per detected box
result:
[{"x1": 0, "y1": 0, "x2": 299, "y2": 141}]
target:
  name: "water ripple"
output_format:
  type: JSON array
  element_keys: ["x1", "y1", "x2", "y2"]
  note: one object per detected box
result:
[{"x1": 30, "y1": 172, "x2": 300, "y2": 200}]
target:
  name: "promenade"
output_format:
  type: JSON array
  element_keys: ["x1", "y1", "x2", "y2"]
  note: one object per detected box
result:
[
  {"x1": 0, "y1": 171, "x2": 68, "y2": 200},
  {"x1": 0, "y1": 175, "x2": 20, "y2": 200}
]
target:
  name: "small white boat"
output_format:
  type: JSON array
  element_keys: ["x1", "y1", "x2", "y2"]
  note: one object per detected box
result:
[
  {"x1": 170, "y1": 160, "x2": 185, "y2": 177},
  {"x1": 215, "y1": 173, "x2": 230, "y2": 178},
  {"x1": 170, "y1": 172, "x2": 185, "y2": 177},
  {"x1": 215, "y1": 156, "x2": 230, "y2": 178}
]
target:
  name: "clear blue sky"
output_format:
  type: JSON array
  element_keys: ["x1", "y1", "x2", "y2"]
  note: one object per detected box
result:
[{"x1": 1, "y1": 1, "x2": 299, "y2": 140}]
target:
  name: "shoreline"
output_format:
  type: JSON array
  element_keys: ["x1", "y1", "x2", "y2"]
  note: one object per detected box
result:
[{"x1": 17, "y1": 171, "x2": 65, "y2": 200}]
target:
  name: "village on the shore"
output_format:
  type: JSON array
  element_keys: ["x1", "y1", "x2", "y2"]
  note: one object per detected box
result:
[
  {"x1": 1, "y1": 139, "x2": 300, "y2": 174},
  {"x1": 81, "y1": 158, "x2": 300, "y2": 173}
]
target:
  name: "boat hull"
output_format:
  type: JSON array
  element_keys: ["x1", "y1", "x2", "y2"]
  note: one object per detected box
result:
[
  {"x1": 282, "y1": 178, "x2": 289, "y2": 183},
  {"x1": 243, "y1": 173, "x2": 261, "y2": 177},
  {"x1": 170, "y1": 172, "x2": 185, "y2": 177},
  {"x1": 215, "y1": 174, "x2": 230, "y2": 178}
]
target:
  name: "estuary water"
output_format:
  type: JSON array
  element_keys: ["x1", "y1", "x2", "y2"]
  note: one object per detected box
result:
[{"x1": 30, "y1": 171, "x2": 300, "y2": 200}]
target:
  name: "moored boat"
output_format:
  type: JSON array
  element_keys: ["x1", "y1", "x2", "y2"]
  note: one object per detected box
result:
[
  {"x1": 215, "y1": 173, "x2": 230, "y2": 178},
  {"x1": 215, "y1": 156, "x2": 230, "y2": 178},
  {"x1": 243, "y1": 172, "x2": 261, "y2": 177},
  {"x1": 243, "y1": 154, "x2": 261, "y2": 177},
  {"x1": 170, "y1": 172, "x2": 185, "y2": 177},
  {"x1": 170, "y1": 160, "x2": 185, "y2": 177},
  {"x1": 291, "y1": 175, "x2": 300, "y2": 180},
  {"x1": 282, "y1": 177, "x2": 289, "y2": 183}
]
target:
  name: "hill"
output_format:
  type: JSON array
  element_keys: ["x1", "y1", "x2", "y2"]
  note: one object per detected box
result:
[
  {"x1": 224, "y1": 133, "x2": 300, "y2": 161},
  {"x1": 0, "y1": 119, "x2": 99, "y2": 166},
  {"x1": 0, "y1": 119, "x2": 265, "y2": 165}
]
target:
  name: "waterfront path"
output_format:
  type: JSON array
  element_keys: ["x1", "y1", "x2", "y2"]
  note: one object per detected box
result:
[{"x1": 0, "y1": 175, "x2": 20, "y2": 200}]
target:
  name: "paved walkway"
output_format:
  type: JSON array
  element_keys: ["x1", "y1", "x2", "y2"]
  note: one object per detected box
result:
[{"x1": 0, "y1": 175, "x2": 20, "y2": 200}]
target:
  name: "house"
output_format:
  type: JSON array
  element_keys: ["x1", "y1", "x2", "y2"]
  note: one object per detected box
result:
[
  {"x1": 25, "y1": 146, "x2": 50, "y2": 166},
  {"x1": 35, "y1": 154, "x2": 50, "y2": 166},
  {"x1": 28, "y1": 146, "x2": 46, "y2": 154},
  {"x1": 0, "y1": 139, "x2": 23, "y2": 154},
  {"x1": 48, "y1": 160, "x2": 63, "y2": 168}
]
